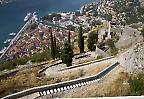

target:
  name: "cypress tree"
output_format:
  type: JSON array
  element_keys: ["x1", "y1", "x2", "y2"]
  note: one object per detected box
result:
[
  {"x1": 50, "y1": 32, "x2": 55, "y2": 60},
  {"x1": 68, "y1": 30, "x2": 71, "y2": 43},
  {"x1": 78, "y1": 26, "x2": 84, "y2": 53},
  {"x1": 54, "y1": 35, "x2": 60, "y2": 58},
  {"x1": 54, "y1": 35, "x2": 57, "y2": 49},
  {"x1": 96, "y1": 31, "x2": 98, "y2": 43},
  {"x1": 106, "y1": 39, "x2": 118, "y2": 56}
]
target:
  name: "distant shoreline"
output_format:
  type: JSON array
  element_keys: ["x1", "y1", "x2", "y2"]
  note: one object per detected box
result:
[{"x1": 0, "y1": 0, "x2": 16, "y2": 4}]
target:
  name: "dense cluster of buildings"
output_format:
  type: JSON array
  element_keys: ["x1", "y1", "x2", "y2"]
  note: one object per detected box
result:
[{"x1": 6, "y1": 25, "x2": 77, "y2": 59}]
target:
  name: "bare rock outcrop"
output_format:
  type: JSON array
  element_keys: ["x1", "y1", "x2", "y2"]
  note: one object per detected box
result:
[
  {"x1": 118, "y1": 42, "x2": 144, "y2": 74},
  {"x1": 116, "y1": 26, "x2": 142, "y2": 49}
]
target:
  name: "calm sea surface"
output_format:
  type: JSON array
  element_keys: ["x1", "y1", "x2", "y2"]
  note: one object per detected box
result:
[{"x1": 0, "y1": 0, "x2": 96, "y2": 50}]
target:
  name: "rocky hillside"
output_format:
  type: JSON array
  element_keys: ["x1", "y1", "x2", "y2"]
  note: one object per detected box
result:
[
  {"x1": 116, "y1": 26, "x2": 143, "y2": 49},
  {"x1": 112, "y1": 25, "x2": 144, "y2": 74},
  {"x1": 118, "y1": 42, "x2": 144, "y2": 74}
]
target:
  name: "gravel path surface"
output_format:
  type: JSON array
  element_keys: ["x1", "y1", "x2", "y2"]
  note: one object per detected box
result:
[
  {"x1": 44, "y1": 57, "x2": 116, "y2": 77},
  {"x1": 116, "y1": 26, "x2": 142, "y2": 48}
]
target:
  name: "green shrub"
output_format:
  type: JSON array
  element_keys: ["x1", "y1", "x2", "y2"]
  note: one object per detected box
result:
[
  {"x1": 0, "y1": 61, "x2": 16, "y2": 71},
  {"x1": 31, "y1": 50, "x2": 50, "y2": 63},
  {"x1": 60, "y1": 42, "x2": 74, "y2": 67},
  {"x1": 0, "y1": 50, "x2": 51, "y2": 71},
  {"x1": 29, "y1": 23, "x2": 38, "y2": 31},
  {"x1": 0, "y1": 56, "x2": 30, "y2": 71},
  {"x1": 106, "y1": 39, "x2": 118, "y2": 56},
  {"x1": 78, "y1": 69, "x2": 85, "y2": 77},
  {"x1": 87, "y1": 31, "x2": 98, "y2": 51},
  {"x1": 112, "y1": 35, "x2": 120, "y2": 43},
  {"x1": 96, "y1": 55, "x2": 103, "y2": 60},
  {"x1": 128, "y1": 74, "x2": 144, "y2": 96}
]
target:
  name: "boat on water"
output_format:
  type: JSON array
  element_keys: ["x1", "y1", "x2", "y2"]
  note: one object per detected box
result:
[
  {"x1": 33, "y1": 15, "x2": 38, "y2": 21},
  {"x1": 24, "y1": 12, "x2": 38, "y2": 22},
  {"x1": 3, "y1": 39, "x2": 11, "y2": 44},
  {"x1": 7, "y1": 39, "x2": 11, "y2": 42},
  {"x1": 9, "y1": 32, "x2": 16, "y2": 36},
  {"x1": 3, "y1": 40, "x2": 7, "y2": 44},
  {"x1": 0, "y1": 47, "x2": 7, "y2": 54},
  {"x1": 32, "y1": 11, "x2": 38, "y2": 22},
  {"x1": 24, "y1": 13, "x2": 32, "y2": 22},
  {"x1": 33, "y1": 11, "x2": 37, "y2": 15}
]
